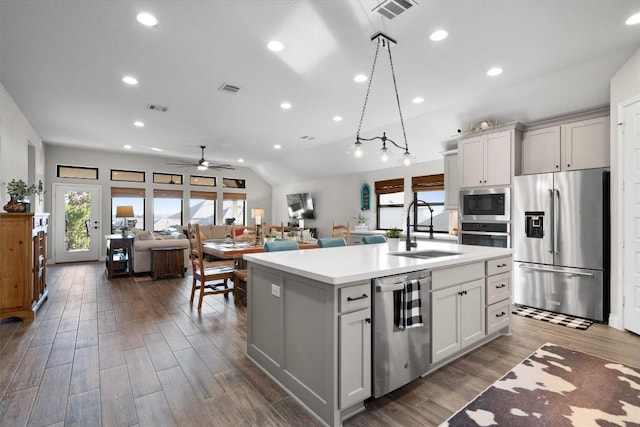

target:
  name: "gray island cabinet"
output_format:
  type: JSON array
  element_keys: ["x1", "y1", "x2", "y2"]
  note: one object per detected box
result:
[{"x1": 244, "y1": 241, "x2": 512, "y2": 426}]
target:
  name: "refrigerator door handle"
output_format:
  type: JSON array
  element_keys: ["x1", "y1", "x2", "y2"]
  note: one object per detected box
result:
[
  {"x1": 518, "y1": 264, "x2": 595, "y2": 277},
  {"x1": 548, "y1": 188, "x2": 554, "y2": 254},
  {"x1": 554, "y1": 188, "x2": 560, "y2": 255}
]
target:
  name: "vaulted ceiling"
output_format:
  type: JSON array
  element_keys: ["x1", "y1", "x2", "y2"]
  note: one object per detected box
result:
[{"x1": 1, "y1": 1, "x2": 639, "y2": 185}]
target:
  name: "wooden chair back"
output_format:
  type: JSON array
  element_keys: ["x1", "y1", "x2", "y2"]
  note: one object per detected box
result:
[
  {"x1": 232, "y1": 225, "x2": 258, "y2": 245},
  {"x1": 331, "y1": 222, "x2": 351, "y2": 243},
  {"x1": 263, "y1": 222, "x2": 285, "y2": 239}
]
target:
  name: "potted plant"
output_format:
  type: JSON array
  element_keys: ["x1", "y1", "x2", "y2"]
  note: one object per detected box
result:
[
  {"x1": 287, "y1": 230, "x2": 299, "y2": 241},
  {"x1": 353, "y1": 213, "x2": 368, "y2": 231},
  {"x1": 4, "y1": 179, "x2": 39, "y2": 212},
  {"x1": 264, "y1": 232, "x2": 277, "y2": 243},
  {"x1": 385, "y1": 227, "x2": 402, "y2": 251}
]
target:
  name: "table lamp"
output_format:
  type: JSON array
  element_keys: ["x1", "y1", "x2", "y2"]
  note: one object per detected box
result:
[
  {"x1": 251, "y1": 208, "x2": 264, "y2": 245},
  {"x1": 115, "y1": 205, "x2": 134, "y2": 236}
]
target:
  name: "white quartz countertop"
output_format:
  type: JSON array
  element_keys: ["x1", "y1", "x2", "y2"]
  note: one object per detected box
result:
[{"x1": 244, "y1": 241, "x2": 512, "y2": 285}]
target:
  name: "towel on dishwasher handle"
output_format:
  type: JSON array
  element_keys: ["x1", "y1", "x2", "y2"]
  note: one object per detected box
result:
[{"x1": 393, "y1": 279, "x2": 423, "y2": 329}]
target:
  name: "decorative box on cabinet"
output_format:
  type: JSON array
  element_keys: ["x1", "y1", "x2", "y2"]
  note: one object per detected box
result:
[
  {"x1": 521, "y1": 115, "x2": 610, "y2": 174},
  {"x1": 0, "y1": 213, "x2": 49, "y2": 321},
  {"x1": 458, "y1": 123, "x2": 523, "y2": 188}
]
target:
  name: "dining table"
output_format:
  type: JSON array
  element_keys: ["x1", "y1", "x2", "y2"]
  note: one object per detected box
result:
[{"x1": 202, "y1": 240, "x2": 319, "y2": 267}]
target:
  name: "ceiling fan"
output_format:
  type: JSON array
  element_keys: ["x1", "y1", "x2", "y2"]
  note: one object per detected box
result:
[{"x1": 167, "y1": 145, "x2": 235, "y2": 171}]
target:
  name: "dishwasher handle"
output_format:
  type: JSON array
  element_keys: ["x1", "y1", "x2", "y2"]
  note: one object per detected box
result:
[{"x1": 376, "y1": 282, "x2": 405, "y2": 293}]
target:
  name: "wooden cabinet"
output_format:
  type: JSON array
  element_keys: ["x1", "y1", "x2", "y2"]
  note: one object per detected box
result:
[
  {"x1": 485, "y1": 256, "x2": 512, "y2": 335},
  {"x1": 459, "y1": 125, "x2": 522, "y2": 188},
  {"x1": 0, "y1": 213, "x2": 49, "y2": 321},
  {"x1": 443, "y1": 150, "x2": 459, "y2": 209},
  {"x1": 522, "y1": 116, "x2": 610, "y2": 174},
  {"x1": 338, "y1": 283, "x2": 371, "y2": 409},
  {"x1": 431, "y1": 262, "x2": 485, "y2": 363}
]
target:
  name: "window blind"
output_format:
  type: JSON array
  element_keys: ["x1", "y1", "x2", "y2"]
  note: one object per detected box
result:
[
  {"x1": 190, "y1": 191, "x2": 217, "y2": 200},
  {"x1": 153, "y1": 189, "x2": 183, "y2": 198},
  {"x1": 374, "y1": 178, "x2": 404, "y2": 195},
  {"x1": 412, "y1": 174, "x2": 444, "y2": 192},
  {"x1": 111, "y1": 187, "x2": 145, "y2": 197}
]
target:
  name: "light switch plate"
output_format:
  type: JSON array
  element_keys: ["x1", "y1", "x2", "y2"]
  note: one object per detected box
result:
[{"x1": 271, "y1": 284, "x2": 280, "y2": 297}]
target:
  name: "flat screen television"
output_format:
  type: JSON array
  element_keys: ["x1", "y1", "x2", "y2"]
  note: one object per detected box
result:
[{"x1": 287, "y1": 193, "x2": 316, "y2": 219}]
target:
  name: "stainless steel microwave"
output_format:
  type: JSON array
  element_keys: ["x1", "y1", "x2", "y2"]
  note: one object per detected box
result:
[{"x1": 459, "y1": 187, "x2": 510, "y2": 221}]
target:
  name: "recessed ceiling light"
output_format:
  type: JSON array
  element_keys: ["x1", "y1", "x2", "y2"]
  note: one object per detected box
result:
[
  {"x1": 136, "y1": 12, "x2": 158, "y2": 27},
  {"x1": 487, "y1": 67, "x2": 503, "y2": 77},
  {"x1": 429, "y1": 30, "x2": 448, "y2": 41},
  {"x1": 122, "y1": 76, "x2": 138, "y2": 85},
  {"x1": 274, "y1": 144, "x2": 282, "y2": 149},
  {"x1": 151, "y1": 147, "x2": 163, "y2": 152},
  {"x1": 133, "y1": 121, "x2": 144, "y2": 127},
  {"x1": 626, "y1": 12, "x2": 640, "y2": 25},
  {"x1": 267, "y1": 40, "x2": 284, "y2": 51},
  {"x1": 333, "y1": 116, "x2": 343, "y2": 122},
  {"x1": 123, "y1": 145, "x2": 132, "y2": 149},
  {"x1": 238, "y1": 158, "x2": 244, "y2": 163},
  {"x1": 412, "y1": 97, "x2": 424, "y2": 104},
  {"x1": 280, "y1": 102, "x2": 292, "y2": 109},
  {"x1": 354, "y1": 74, "x2": 368, "y2": 83}
]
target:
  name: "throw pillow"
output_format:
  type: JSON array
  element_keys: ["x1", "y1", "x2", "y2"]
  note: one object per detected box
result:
[{"x1": 137, "y1": 230, "x2": 154, "y2": 241}]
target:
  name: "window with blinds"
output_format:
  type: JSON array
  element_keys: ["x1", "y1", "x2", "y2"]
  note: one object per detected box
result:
[
  {"x1": 153, "y1": 189, "x2": 183, "y2": 231},
  {"x1": 189, "y1": 191, "x2": 217, "y2": 225},
  {"x1": 111, "y1": 187, "x2": 145, "y2": 232},
  {"x1": 375, "y1": 178, "x2": 404, "y2": 230},
  {"x1": 222, "y1": 192, "x2": 246, "y2": 226},
  {"x1": 411, "y1": 174, "x2": 446, "y2": 234}
]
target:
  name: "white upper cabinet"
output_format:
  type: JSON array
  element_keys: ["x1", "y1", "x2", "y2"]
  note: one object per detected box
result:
[
  {"x1": 443, "y1": 151, "x2": 459, "y2": 210},
  {"x1": 522, "y1": 116, "x2": 610, "y2": 175},
  {"x1": 460, "y1": 128, "x2": 516, "y2": 188}
]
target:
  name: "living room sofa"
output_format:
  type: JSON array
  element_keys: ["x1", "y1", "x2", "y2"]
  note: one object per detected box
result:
[
  {"x1": 174, "y1": 224, "x2": 234, "y2": 242},
  {"x1": 131, "y1": 230, "x2": 190, "y2": 274}
]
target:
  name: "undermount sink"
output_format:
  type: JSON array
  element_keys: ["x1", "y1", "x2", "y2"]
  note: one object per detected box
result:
[{"x1": 391, "y1": 250, "x2": 461, "y2": 259}]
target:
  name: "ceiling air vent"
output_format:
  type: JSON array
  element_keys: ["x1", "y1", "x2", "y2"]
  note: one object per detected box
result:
[
  {"x1": 218, "y1": 83, "x2": 240, "y2": 94},
  {"x1": 146, "y1": 103, "x2": 169, "y2": 112},
  {"x1": 373, "y1": 0, "x2": 417, "y2": 19}
]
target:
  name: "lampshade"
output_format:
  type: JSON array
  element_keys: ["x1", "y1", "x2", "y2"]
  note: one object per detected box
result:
[
  {"x1": 115, "y1": 205, "x2": 134, "y2": 218},
  {"x1": 251, "y1": 208, "x2": 265, "y2": 219}
]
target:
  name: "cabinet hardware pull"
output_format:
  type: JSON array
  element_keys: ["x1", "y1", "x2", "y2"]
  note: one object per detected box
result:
[
  {"x1": 365, "y1": 318, "x2": 371, "y2": 324},
  {"x1": 497, "y1": 264, "x2": 507, "y2": 268},
  {"x1": 347, "y1": 294, "x2": 368, "y2": 301},
  {"x1": 496, "y1": 311, "x2": 506, "y2": 317},
  {"x1": 496, "y1": 284, "x2": 506, "y2": 289}
]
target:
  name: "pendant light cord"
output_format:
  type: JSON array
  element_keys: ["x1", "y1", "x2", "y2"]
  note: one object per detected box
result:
[
  {"x1": 356, "y1": 37, "x2": 381, "y2": 139},
  {"x1": 386, "y1": 40, "x2": 409, "y2": 152}
]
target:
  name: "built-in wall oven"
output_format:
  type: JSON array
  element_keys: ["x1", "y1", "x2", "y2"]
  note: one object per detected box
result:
[
  {"x1": 459, "y1": 187, "x2": 511, "y2": 248},
  {"x1": 459, "y1": 222, "x2": 510, "y2": 248}
]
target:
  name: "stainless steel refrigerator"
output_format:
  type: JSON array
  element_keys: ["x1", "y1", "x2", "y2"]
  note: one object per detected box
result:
[{"x1": 513, "y1": 169, "x2": 610, "y2": 322}]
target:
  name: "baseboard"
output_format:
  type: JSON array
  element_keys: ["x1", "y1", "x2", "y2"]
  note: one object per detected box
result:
[{"x1": 608, "y1": 313, "x2": 622, "y2": 330}]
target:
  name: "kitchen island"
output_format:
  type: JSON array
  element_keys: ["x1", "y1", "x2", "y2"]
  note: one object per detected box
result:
[{"x1": 243, "y1": 241, "x2": 512, "y2": 426}]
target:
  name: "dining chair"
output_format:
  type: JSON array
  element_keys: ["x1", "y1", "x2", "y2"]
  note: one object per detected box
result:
[
  {"x1": 331, "y1": 222, "x2": 351, "y2": 243},
  {"x1": 362, "y1": 235, "x2": 387, "y2": 244},
  {"x1": 317, "y1": 237, "x2": 347, "y2": 248},
  {"x1": 264, "y1": 240, "x2": 299, "y2": 252},
  {"x1": 232, "y1": 225, "x2": 258, "y2": 245},
  {"x1": 188, "y1": 223, "x2": 237, "y2": 309},
  {"x1": 263, "y1": 222, "x2": 285, "y2": 239}
]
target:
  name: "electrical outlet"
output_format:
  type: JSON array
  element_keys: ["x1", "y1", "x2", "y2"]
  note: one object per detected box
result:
[{"x1": 271, "y1": 284, "x2": 280, "y2": 298}]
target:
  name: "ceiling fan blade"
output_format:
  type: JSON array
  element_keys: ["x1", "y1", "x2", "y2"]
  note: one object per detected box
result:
[{"x1": 207, "y1": 164, "x2": 235, "y2": 170}]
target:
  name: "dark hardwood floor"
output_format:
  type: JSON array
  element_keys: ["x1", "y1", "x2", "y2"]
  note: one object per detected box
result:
[{"x1": 1, "y1": 262, "x2": 638, "y2": 426}]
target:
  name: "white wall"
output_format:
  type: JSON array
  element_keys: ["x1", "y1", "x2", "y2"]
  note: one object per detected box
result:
[
  {"x1": 0, "y1": 82, "x2": 46, "y2": 212},
  {"x1": 610, "y1": 47, "x2": 640, "y2": 329},
  {"x1": 272, "y1": 159, "x2": 444, "y2": 238},
  {"x1": 44, "y1": 145, "x2": 272, "y2": 261}
]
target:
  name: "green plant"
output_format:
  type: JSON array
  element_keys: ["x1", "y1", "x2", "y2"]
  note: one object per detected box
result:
[
  {"x1": 353, "y1": 213, "x2": 367, "y2": 224},
  {"x1": 265, "y1": 232, "x2": 277, "y2": 238},
  {"x1": 287, "y1": 230, "x2": 298, "y2": 238},
  {"x1": 385, "y1": 227, "x2": 402, "y2": 238},
  {"x1": 6, "y1": 179, "x2": 39, "y2": 200}
]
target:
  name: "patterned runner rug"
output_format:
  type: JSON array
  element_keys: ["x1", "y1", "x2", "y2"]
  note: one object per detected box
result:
[
  {"x1": 512, "y1": 305, "x2": 593, "y2": 330},
  {"x1": 441, "y1": 343, "x2": 640, "y2": 426}
]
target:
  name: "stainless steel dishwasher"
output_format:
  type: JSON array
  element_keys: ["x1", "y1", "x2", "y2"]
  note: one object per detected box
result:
[{"x1": 373, "y1": 270, "x2": 431, "y2": 397}]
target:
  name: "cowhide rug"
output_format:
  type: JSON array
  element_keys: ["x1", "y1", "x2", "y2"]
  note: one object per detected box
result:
[{"x1": 441, "y1": 343, "x2": 640, "y2": 426}]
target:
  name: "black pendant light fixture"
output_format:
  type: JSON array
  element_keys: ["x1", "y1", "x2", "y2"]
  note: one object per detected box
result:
[{"x1": 352, "y1": 32, "x2": 413, "y2": 166}]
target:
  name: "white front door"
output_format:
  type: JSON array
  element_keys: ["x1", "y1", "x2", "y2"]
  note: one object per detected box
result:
[
  {"x1": 623, "y1": 97, "x2": 640, "y2": 335},
  {"x1": 53, "y1": 183, "x2": 102, "y2": 263}
]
